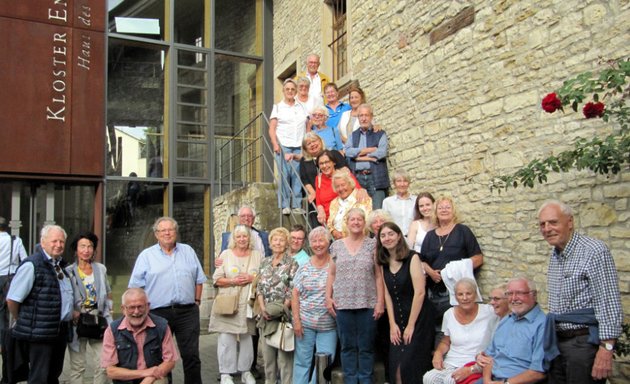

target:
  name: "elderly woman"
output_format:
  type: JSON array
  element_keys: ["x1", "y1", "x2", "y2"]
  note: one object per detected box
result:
[
  {"x1": 423, "y1": 278, "x2": 497, "y2": 384},
  {"x1": 367, "y1": 209, "x2": 394, "y2": 237},
  {"x1": 209, "y1": 225, "x2": 262, "y2": 384},
  {"x1": 381, "y1": 169, "x2": 417, "y2": 236},
  {"x1": 257, "y1": 227, "x2": 299, "y2": 384},
  {"x1": 327, "y1": 168, "x2": 372, "y2": 240},
  {"x1": 310, "y1": 105, "x2": 344, "y2": 151},
  {"x1": 269, "y1": 78, "x2": 308, "y2": 215},
  {"x1": 315, "y1": 151, "x2": 364, "y2": 225},
  {"x1": 420, "y1": 196, "x2": 483, "y2": 326},
  {"x1": 326, "y1": 207, "x2": 384, "y2": 383},
  {"x1": 299, "y1": 133, "x2": 348, "y2": 228},
  {"x1": 377, "y1": 222, "x2": 435, "y2": 383},
  {"x1": 296, "y1": 76, "x2": 316, "y2": 115},
  {"x1": 292, "y1": 227, "x2": 336, "y2": 383},
  {"x1": 338, "y1": 86, "x2": 367, "y2": 143},
  {"x1": 407, "y1": 192, "x2": 436, "y2": 252},
  {"x1": 66, "y1": 232, "x2": 113, "y2": 384}
]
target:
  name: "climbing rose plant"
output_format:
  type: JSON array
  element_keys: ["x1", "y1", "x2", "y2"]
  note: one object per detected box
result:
[{"x1": 491, "y1": 58, "x2": 630, "y2": 191}]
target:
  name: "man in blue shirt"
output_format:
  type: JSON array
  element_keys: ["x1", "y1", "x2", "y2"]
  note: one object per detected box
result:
[
  {"x1": 7, "y1": 224, "x2": 74, "y2": 384},
  {"x1": 478, "y1": 276, "x2": 547, "y2": 384},
  {"x1": 129, "y1": 217, "x2": 207, "y2": 384}
]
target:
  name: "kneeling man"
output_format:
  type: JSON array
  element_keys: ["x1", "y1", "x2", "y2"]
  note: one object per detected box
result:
[{"x1": 101, "y1": 288, "x2": 179, "y2": 384}]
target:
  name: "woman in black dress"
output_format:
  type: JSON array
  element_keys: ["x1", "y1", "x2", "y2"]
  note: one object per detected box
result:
[{"x1": 377, "y1": 222, "x2": 435, "y2": 383}]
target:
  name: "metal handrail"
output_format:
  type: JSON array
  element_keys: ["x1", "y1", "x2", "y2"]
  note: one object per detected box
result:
[{"x1": 216, "y1": 113, "x2": 315, "y2": 231}]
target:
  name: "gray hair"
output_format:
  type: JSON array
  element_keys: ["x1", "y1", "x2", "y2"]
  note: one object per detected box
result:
[
  {"x1": 366, "y1": 210, "x2": 394, "y2": 234},
  {"x1": 391, "y1": 169, "x2": 411, "y2": 183},
  {"x1": 537, "y1": 200, "x2": 573, "y2": 218},
  {"x1": 152, "y1": 217, "x2": 178, "y2": 233},
  {"x1": 310, "y1": 105, "x2": 329, "y2": 117},
  {"x1": 454, "y1": 277, "x2": 478, "y2": 294},
  {"x1": 227, "y1": 225, "x2": 254, "y2": 250},
  {"x1": 507, "y1": 275, "x2": 537, "y2": 293},
  {"x1": 331, "y1": 168, "x2": 356, "y2": 194},
  {"x1": 40, "y1": 224, "x2": 67, "y2": 242},
  {"x1": 308, "y1": 226, "x2": 332, "y2": 244},
  {"x1": 122, "y1": 288, "x2": 148, "y2": 306},
  {"x1": 296, "y1": 76, "x2": 311, "y2": 87},
  {"x1": 238, "y1": 205, "x2": 256, "y2": 218}
]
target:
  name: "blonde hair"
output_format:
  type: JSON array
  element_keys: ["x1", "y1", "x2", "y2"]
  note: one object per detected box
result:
[
  {"x1": 433, "y1": 196, "x2": 460, "y2": 226},
  {"x1": 227, "y1": 225, "x2": 254, "y2": 250},
  {"x1": 269, "y1": 227, "x2": 290, "y2": 251}
]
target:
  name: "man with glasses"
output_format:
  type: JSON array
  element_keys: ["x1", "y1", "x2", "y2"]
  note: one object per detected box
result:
[
  {"x1": 220, "y1": 205, "x2": 270, "y2": 257},
  {"x1": 7, "y1": 224, "x2": 74, "y2": 384},
  {"x1": 129, "y1": 217, "x2": 207, "y2": 384},
  {"x1": 538, "y1": 200, "x2": 622, "y2": 384},
  {"x1": 101, "y1": 288, "x2": 178, "y2": 384},
  {"x1": 344, "y1": 104, "x2": 390, "y2": 209},
  {"x1": 296, "y1": 53, "x2": 330, "y2": 106},
  {"x1": 288, "y1": 224, "x2": 309, "y2": 267},
  {"x1": 478, "y1": 276, "x2": 547, "y2": 384}
]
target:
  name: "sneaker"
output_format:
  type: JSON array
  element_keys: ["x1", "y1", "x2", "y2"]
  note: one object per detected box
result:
[
  {"x1": 282, "y1": 207, "x2": 291, "y2": 215},
  {"x1": 220, "y1": 374, "x2": 235, "y2": 384},
  {"x1": 241, "y1": 372, "x2": 256, "y2": 384},
  {"x1": 292, "y1": 207, "x2": 305, "y2": 214}
]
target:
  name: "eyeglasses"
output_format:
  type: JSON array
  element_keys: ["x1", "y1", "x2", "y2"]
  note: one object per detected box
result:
[
  {"x1": 239, "y1": 214, "x2": 254, "y2": 219},
  {"x1": 487, "y1": 296, "x2": 506, "y2": 302},
  {"x1": 290, "y1": 236, "x2": 305, "y2": 242},
  {"x1": 124, "y1": 304, "x2": 146, "y2": 312},
  {"x1": 318, "y1": 160, "x2": 333, "y2": 166},
  {"x1": 437, "y1": 206, "x2": 452, "y2": 211},
  {"x1": 54, "y1": 264, "x2": 64, "y2": 280},
  {"x1": 311, "y1": 113, "x2": 326, "y2": 118},
  {"x1": 504, "y1": 290, "x2": 534, "y2": 298},
  {"x1": 156, "y1": 228, "x2": 176, "y2": 234}
]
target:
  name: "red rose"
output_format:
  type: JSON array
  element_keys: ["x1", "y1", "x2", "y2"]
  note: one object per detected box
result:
[
  {"x1": 582, "y1": 101, "x2": 605, "y2": 118},
  {"x1": 541, "y1": 93, "x2": 562, "y2": 113}
]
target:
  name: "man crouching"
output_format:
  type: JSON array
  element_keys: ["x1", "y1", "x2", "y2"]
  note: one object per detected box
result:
[{"x1": 101, "y1": 288, "x2": 179, "y2": 384}]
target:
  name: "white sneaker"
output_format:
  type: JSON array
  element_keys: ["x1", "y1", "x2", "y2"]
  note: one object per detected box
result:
[
  {"x1": 282, "y1": 207, "x2": 291, "y2": 215},
  {"x1": 241, "y1": 371, "x2": 256, "y2": 384},
  {"x1": 292, "y1": 207, "x2": 305, "y2": 214},
  {"x1": 220, "y1": 374, "x2": 235, "y2": 384}
]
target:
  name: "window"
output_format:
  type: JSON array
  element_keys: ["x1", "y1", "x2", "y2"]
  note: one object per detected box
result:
[{"x1": 328, "y1": 0, "x2": 347, "y2": 80}]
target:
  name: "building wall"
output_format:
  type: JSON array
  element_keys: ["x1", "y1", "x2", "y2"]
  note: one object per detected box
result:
[{"x1": 272, "y1": 1, "x2": 630, "y2": 314}]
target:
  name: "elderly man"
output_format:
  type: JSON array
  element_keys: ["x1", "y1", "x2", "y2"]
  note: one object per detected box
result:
[
  {"x1": 101, "y1": 288, "x2": 178, "y2": 384},
  {"x1": 478, "y1": 276, "x2": 547, "y2": 384},
  {"x1": 220, "y1": 205, "x2": 270, "y2": 256},
  {"x1": 344, "y1": 103, "x2": 389, "y2": 209},
  {"x1": 297, "y1": 53, "x2": 330, "y2": 106},
  {"x1": 538, "y1": 200, "x2": 622, "y2": 384},
  {"x1": 129, "y1": 217, "x2": 207, "y2": 384},
  {"x1": 7, "y1": 224, "x2": 74, "y2": 384}
]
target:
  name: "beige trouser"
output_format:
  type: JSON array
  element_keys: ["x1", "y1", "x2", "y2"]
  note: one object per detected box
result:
[
  {"x1": 262, "y1": 342, "x2": 293, "y2": 384},
  {"x1": 68, "y1": 337, "x2": 109, "y2": 384}
]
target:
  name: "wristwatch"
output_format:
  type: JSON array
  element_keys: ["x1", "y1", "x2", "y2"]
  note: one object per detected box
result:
[{"x1": 600, "y1": 342, "x2": 615, "y2": 351}]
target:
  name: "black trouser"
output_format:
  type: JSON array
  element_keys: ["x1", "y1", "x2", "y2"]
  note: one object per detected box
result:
[
  {"x1": 152, "y1": 304, "x2": 202, "y2": 384},
  {"x1": 549, "y1": 333, "x2": 605, "y2": 384},
  {"x1": 26, "y1": 323, "x2": 69, "y2": 384}
]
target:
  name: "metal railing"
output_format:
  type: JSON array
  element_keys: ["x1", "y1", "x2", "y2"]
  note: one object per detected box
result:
[{"x1": 216, "y1": 113, "x2": 315, "y2": 230}]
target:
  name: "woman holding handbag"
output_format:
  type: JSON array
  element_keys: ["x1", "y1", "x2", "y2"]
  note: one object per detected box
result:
[
  {"x1": 256, "y1": 227, "x2": 298, "y2": 384},
  {"x1": 209, "y1": 225, "x2": 262, "y2": 384},
  {"x1": 66, "y1": 231, "x2": 113, "y2": 384}
]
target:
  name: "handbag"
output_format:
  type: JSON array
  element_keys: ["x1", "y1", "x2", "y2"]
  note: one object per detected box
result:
[
  {"x1": 265, "y1": 321, "x2": 295, "y2": 352},
  {"x1": 213, "y1": 293, "x2": 240, "y2": 315},
  {"x1": 76, "y1": 313, "x2": 108, "y2": 339},
  {"x1": 213, "y1": 253, "x2": 251, "y2": 315}
]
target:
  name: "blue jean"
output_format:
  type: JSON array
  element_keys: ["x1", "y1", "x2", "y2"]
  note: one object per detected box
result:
[
  {"x1": 276, "y1": 145, "x2": 302, "y2": 209},
  {"x1": 336, "y1": 309, "x2": 376, "y2": 384},
  {"x1": 354, "y1": 173, "x2": 386, "y2": 210},
  {"x1": 293, "y1": 327, "x2": 337, "y2": 384}
]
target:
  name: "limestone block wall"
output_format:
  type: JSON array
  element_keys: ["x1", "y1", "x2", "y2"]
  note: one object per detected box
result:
[{"x1": 271, "y1": 0, "x2": 630, "y2": 317}]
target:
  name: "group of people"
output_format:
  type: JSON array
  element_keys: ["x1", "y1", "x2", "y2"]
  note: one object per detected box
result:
[
  {"x1": 0, "y1": 216, "x2": 206, "y2": 384},
  {"x1": 209, "y1": 194, "x2": 623, "y2": 384},
  {"x1": 269, "y1": 53, "x2": 390, "y2": 223}
]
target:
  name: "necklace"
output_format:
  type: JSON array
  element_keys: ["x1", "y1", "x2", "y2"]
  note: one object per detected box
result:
[{"x1": 438, "y1": 231, "x2": 451, "y2": 252}]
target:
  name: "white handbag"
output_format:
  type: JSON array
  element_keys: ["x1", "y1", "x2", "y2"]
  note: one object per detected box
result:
[{"x1": 265, "y1": 321, "x2": 295, "y2": 352}]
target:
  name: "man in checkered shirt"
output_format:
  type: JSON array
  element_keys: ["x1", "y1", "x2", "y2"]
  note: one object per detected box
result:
[{"x1": 538, "y1": 200, "x2": 623, "y2": 384}]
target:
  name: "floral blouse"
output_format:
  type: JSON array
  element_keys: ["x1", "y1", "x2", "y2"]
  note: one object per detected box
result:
[{"x1": 256, "y1": 252, "x2": 298, "y2": 304}]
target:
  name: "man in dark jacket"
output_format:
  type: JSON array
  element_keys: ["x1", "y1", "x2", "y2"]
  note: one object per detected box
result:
[
  {"x1": 101, "y1": 288, "x2": 178, "y2": 384},
  {"x1": 6, "y1": 224, "x2": 74, "y2": 384}
]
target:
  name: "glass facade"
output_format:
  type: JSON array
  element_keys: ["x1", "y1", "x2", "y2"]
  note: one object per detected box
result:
[{"x1": 104, "y1": 0, "x2": 268, "y2": 292}]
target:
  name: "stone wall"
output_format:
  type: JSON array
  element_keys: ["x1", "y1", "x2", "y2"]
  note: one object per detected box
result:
[{"x1": 271, "y1": 0, "x2": 630, "y2": 377}]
